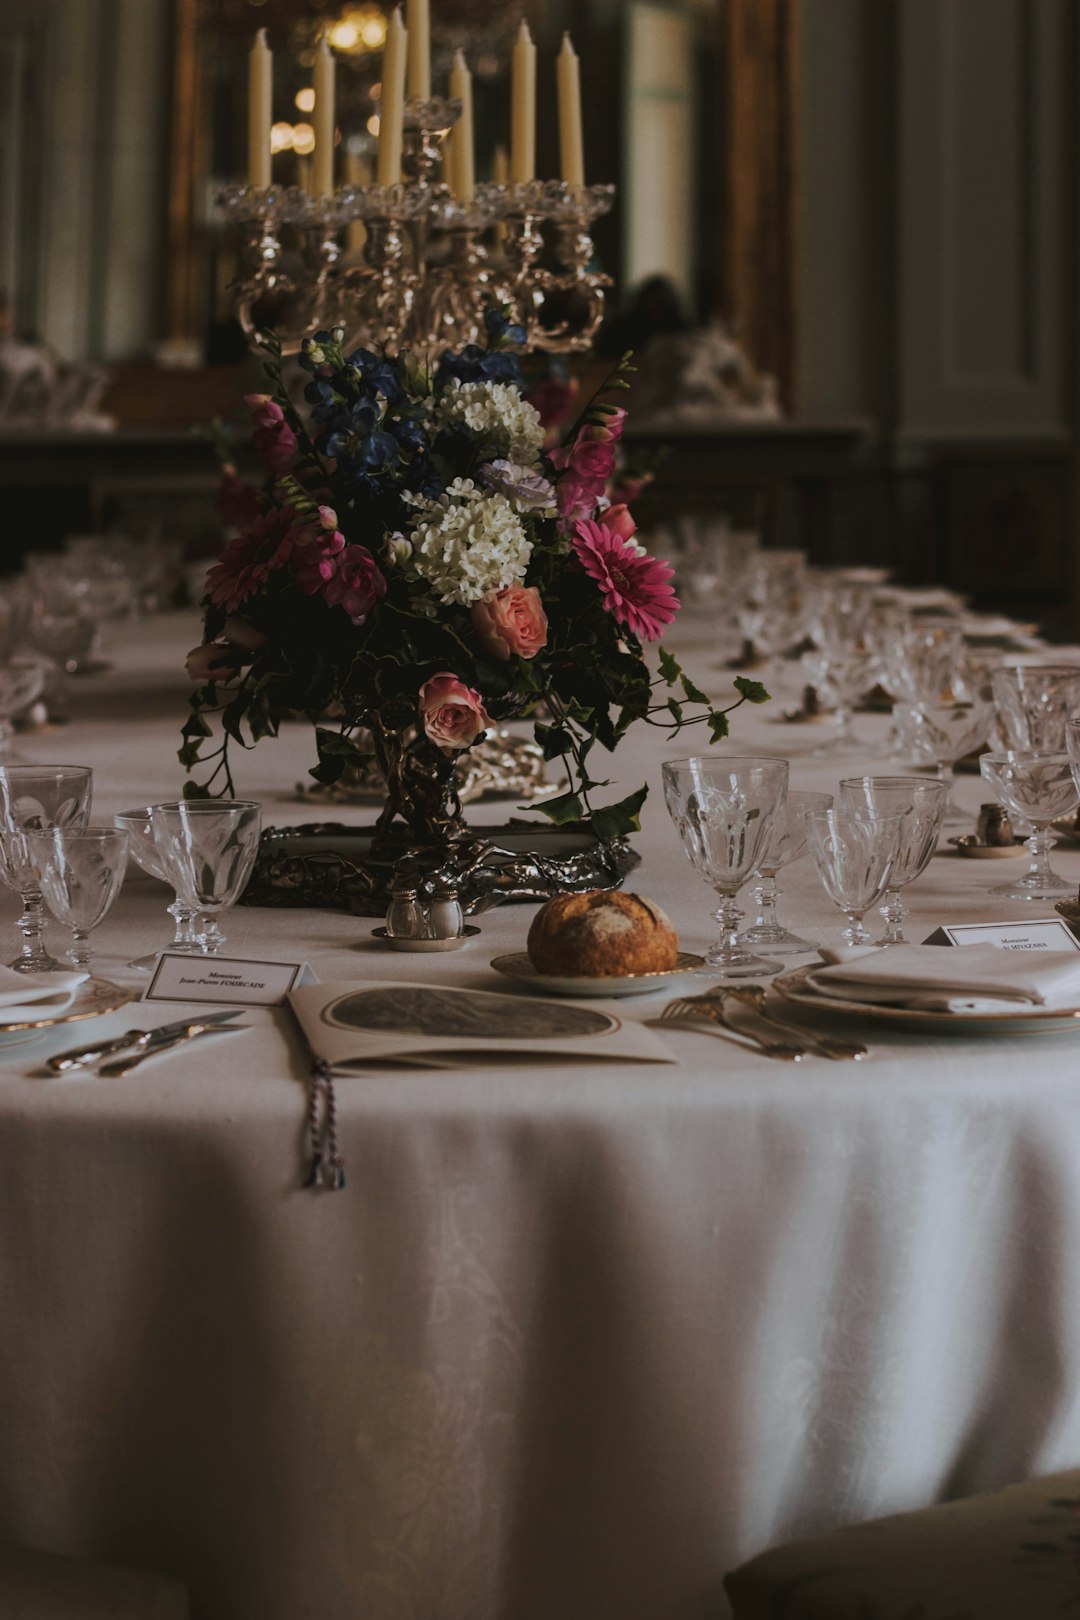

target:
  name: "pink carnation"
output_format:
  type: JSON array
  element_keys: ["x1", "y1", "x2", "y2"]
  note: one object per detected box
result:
[
  {"x1": 571, "y1": 519, "x2": 680, "y2": 642},
  {"x1": 321, "y1": 544, "x2": 386, "y2": 626},
  {"x1": 471, "y1": 586, "x2": 548, "y2": 661},
  {"x1": 556, "y1": 470, "x2": 606, "y2": 526},
  {"x1": 419, "y1": 674, "x2": 491, "y2": 753},
  {"x1": 245, "y1": 393, "x2": 298, "y2": 475},
  {"x1": 293, "y1": 529, "x2": 346, "y2": 595},
  {"x1": 205, "y1": 507, "x2": 299, "y2": 612}
]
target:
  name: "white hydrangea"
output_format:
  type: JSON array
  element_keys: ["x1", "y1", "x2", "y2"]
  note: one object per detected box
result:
[
  {"x1": 406, "y1": 478, "x2": 532, "y2": 605},
  {"x1": 434, "y1": 379, "x2": 544, "y2": 466}
]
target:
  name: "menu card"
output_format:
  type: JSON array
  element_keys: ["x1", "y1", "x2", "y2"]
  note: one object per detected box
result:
[{"x1": 287, "y1": 980, "x2": 676, "y2": 1072}]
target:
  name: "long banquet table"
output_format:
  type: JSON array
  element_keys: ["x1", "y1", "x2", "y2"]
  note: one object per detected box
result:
[{"x1": 2, "y1": 611, "x2": 1080, "y2": 1620}]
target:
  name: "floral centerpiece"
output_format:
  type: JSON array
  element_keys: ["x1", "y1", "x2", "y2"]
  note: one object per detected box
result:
[{"x1": 182, "y1": 312, "x2": 767, "y2": 853}]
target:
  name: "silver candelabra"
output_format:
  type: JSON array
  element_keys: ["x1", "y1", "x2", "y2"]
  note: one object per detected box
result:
[{"x1": 217, "y1": 97, "x2": 614, "y2": 356}]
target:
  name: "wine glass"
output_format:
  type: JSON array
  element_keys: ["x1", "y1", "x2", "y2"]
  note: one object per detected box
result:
[
  {"x1": 892, "y1": 694, "x2": 992, "y2": 823},
  {"x1": 0, "y1": 765, "x2": 93, "y2": 971},
  {"x1": 739, "y1": 790, "x2": 834, "y2": 955},
  {"x1": 114, "y1": 805, "x2": 207, "y2": 965},
  {"x1": 801, "y1": 647, "x2": 876, "y2": 753},
  {"x1": 150, "y1": 800, "x2": 262, "y2": 956},
  {"x1": 805, "y1": 810, "x2": 904, "y2": 947},
  {"x1": 662, "y1": 756, "x2": 789, "y2": 978},
  {"x1": 979, "y1": 752, "x2": 1080, "y2": 901},
  {"x1": 27, "y1": 827, "x2": 128, "y2": 971},
  {"x1": 839, "y1": 776, "x2": 948, "y2": 945},
  {"x1": 878, "y1": 620, "x2": 965, "y2": 704},
  {"x1": 990, "y1": 666, "x2": 1080, "y2": 751},
  {"x1": 0, "y1": 659, "x2": 46, "y2": 757}
]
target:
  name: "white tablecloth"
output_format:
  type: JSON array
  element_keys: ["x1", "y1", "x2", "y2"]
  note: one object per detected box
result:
[{"x1": 2, "y1": 612, "x2": 1080, "y2": 1620}]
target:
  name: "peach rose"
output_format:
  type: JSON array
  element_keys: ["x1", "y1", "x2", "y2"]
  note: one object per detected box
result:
[
  {"x1": 418, "y1": 674, "x2": 491, "y2": 753},
  {"x1": 470, "y1": 586, "x2": 548, "y2": 662},
  {"x1": 603, "y1": 503, "x2": 638, "y2": 543},
  {"x1": 185, "y1": 642, "x2": 240, "y2": 685},
  {"x1": 222, "y1": 616, "x2": 268, "y2": 652}
]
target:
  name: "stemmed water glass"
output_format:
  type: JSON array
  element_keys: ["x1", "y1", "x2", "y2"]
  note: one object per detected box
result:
[
  {"x1": 27, "y1": 827, "x2": 128, "y2": 971},
  {"x1": 801, "y1": 647, "x2": 877, "y2": 753},
  {"x1": 892, "y1": 692, "x2": 992, "y2": 823},
  {"x1": 839, "y1": 776, "x2": 948, "y2": 945},
  {"x1": 804, "y1": 809, "x2": 903, "y2": 946},
  {"x1": 739, "y1": 790, "x2": 834, "y2": 955},
  {"x1": 662, "y1": 756, "x2": 789, "y2": 978},
  {"x1": 150, "y1": 800, "x2": 262, "y2": 956},
  {"x1": 0, "y1": 764, "x2": 93, "y2": 971},
  {"x1": 114, "y1": 805, "x2": 208, "y2": 966},
  {"x1": 979, "y1": 752, "x2": 1080, "y2": 901},
  {"x1": 990, "y1": 666, "x2": 1080, "y2": 751}
]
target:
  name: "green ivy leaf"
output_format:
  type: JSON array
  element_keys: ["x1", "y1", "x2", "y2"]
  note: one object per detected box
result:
[
  {"x1": 531, "y1": 789, "x2": 586, "y2": 826},
  {"x1": 533, "y1": 722, "x2": 574, "y2": 762},
  {"x1": 733, "y1": 677, "x2": 771, "y2": 704},
  {"x1": 708, "y1": 709, "x2": 731, "y2": 743},
  {"x1": 681, "y1": 673, "x2": 710, "y2": 706},
  {"x1": 182, "y1": 780, "x2": 213, "y2": 801},
  {"x1": 658, "y1": 646, "x2": 681, "y2": 686},
  {"x1": 589, "y1": 784, "x2": 648, "y2": 842},
  {"x1": 666, "y1": 696, "x2": 684, "y2": 724}
]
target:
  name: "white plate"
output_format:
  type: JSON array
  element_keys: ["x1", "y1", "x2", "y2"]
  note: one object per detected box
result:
[
  {"x1": 490, "y1": 951, "x2": 706, "y2": 998},
  {"x1": 773, "y1": 965, "x2": 1080, "y2": 1036}
]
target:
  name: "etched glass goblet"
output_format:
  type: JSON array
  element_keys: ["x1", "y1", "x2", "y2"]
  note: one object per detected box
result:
[
  {"x1": 739, "y1": 790, "x2": 834, "y2": 955},
  {"x1": 662, "y1": 756, "x2": 789, "y2": 978},
  {"x1": 150, "y1": 800, "x2": 262, "y2": 956},
  {"x1": 0, "y1": 764, "x2": 93, "y2": 971},
  {"x1": 839, "y1": 775, "x2": 948, "y2": 945},
  {"x1": 804, "y1": 809, "x2": 903, "y2": 947},
  {"x1": 114, "y1": 805, "x2": 206, "y2": 965},
  {"x1": 979, "y1": 752, "x2": 1080, "y2": 901},
  {"x1": 27, "y1": 827, "x2": 128, "y2": 971},
  {"x1": 801, "y1": 647, "x2": 876, "y2": 753},
  {"x1": 990, "y1": 666, "x2": 1080, "y2": 752},
  {"x1": 892, "y1": 694, "x2": 992, "y2": 823}
]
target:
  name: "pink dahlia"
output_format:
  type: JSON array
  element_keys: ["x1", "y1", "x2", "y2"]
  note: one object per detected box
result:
[
  {"x1": 205, "y1": 507, "x2": 299, "y2": 612},
  {"x1": 571, "y1": 520, "x2": 680, "y2": 642}
]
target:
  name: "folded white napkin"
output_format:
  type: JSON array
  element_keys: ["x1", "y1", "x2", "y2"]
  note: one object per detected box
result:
[
  {"x1": 0, "y1": 965, "x2": 88, "y2": 1022},
  {"x1": 809, "y1": 944, "x2": 1080, "y2": 1014}
]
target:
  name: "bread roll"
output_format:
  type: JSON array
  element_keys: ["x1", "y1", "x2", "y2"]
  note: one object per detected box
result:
[{"x1": 527, "y1": 889, "x2": 679, "y2": 977}]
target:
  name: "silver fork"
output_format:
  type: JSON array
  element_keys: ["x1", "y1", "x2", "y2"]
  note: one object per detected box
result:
[
  {"x1": 715, "y1": 986, "x2": 869, "y2": 1062},
  {"x1": 652, "y1": 997, "x2": 806, "y2": 1061}
]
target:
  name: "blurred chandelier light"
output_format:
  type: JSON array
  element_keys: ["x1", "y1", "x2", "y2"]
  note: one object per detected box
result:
[
  {"x1": 327, "y1": 5, "x2": 388, "y2": 54},
  {"x1": 217, "y1": 104, "x2": 613, "y2": 356}
]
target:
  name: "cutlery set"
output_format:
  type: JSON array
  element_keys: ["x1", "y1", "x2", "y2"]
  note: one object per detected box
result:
[
  {"x1": 651, "y1": 988, "x2": 868, "y2": 1062},
  {"x1": 48, "y1": 1010, "x2": 249, "y2": 1076}
]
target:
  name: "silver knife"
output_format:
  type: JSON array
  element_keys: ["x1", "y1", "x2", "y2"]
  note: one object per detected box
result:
[
  {"x1": 97, "y1": 1021, "x2": 250, "y2": 1078},
  {"x1": 48, "y1": 1009, "x2": 245, "y2": 1072}
]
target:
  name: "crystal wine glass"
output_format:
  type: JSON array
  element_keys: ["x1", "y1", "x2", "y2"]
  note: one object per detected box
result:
[
  {"x1": 979, "y1": 752, "x2": 1080, "y2": 901},
  {"x1": 27, "y1": 827, "x2": 128, "y2": 971},
  {"x1": 839, "y1": 775, "x2": 948, "y2": 945},
  {"x1": 739, "y1": 789, "x2": 834, "y2": 955},
  {"x1": 801, "y1": 647, "x2": 877, "y2": 753},
  {"x1": 150, "y1": 800, "x2": 262, "y2": 955},
  {"x1": 0, "y1": 659, "x2": 46, "y2": 758},
  {"x1": 990, "y1": 666, "x2": 1080, "y2": 752},
  {"x1": 804, "y1": 809, "x2": 903, "y2": 947},
  {"x1": 892, "y1": 694, "x2": 993, "y2": 823},
  {"x1": 0, "y1": 764, "x2": 93, "y2": 971},
  {"x1": 662, "y1": 756, "x2": 789, "y2": 978},
  {"x1": 114, "y1": 805, "x2": 206, "y2": 965}
]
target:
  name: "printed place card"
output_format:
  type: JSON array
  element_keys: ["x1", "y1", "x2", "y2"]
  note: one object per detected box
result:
[
  {"x1": 145, "y1": 953, "x2": 318, "y2": 1007},
  {"x1": 923, "y1": 918, "x2": 1080, "y2": 954}
]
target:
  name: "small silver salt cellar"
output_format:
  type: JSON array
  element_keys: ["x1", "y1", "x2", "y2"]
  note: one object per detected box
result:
[{"x1": 378, "y1": 876, "x2": 474, "y2": 952}]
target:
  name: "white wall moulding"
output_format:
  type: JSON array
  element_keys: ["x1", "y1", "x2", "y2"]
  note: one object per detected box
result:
[{"x1": 898, "y1": 0, "x2": 1069, "y2": 440}]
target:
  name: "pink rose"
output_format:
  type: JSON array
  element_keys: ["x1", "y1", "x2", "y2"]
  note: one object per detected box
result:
[
  {"x1": 603, "y1": 503, "x2": 638, "y2": 543},
  {"x1": 568, "y1": 437, "x2": 616, "y2": 481},
  {"x1": 556, "y1": 470, "x2": 605, "y2": 525},
  {"x1": 321, "y1": 544, "x2": 386, "y2": 625},
  {"x1": 185, "y1": 642, "x2": 240, "y2": 685},
  {"x1": 419, "y1": 674, "x2": 491, "y2": 753},
  {"x1": 245, "y1": 393, "x2": 298, "y2": 475},
  {"x1": 471, "y1": 586, "x2": 548, "y2": 661},
  {"x1": 222, "y1": 616, "x2": 267, "y2": 652}
]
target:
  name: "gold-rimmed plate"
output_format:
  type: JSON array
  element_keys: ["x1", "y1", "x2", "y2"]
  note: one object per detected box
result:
[
  {"x1": 0, "y1": 978, "x2": 139, "y2": 1045},
  {"x1": 773, "y1": 965, "x2": 1080, "y2": 1037},
  {"x1": 490, "y1": 951, "x2": 707, "y2": 999}
]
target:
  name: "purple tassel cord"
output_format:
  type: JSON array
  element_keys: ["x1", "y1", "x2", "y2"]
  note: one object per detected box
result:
[{"x1": 304, "y1": 1057, "x2": 346, "y2": 1191}]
